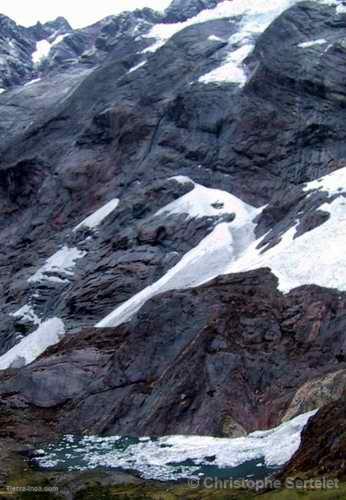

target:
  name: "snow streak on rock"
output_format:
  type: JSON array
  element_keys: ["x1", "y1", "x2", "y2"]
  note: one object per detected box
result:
[
  {"x1": 298, "y1": 38, "x2": 327, "y2": 48},
  {"x1": 10, "y1": 304, "x2": 41, "y2": 326},
  {"x1": 97, "y1": 180, "x2": 260, "y2": 328},
  {"x1": 0, "y1": 318, "x2": 65, "y2": 370},
  {"x1": 73, "y1": 198, "x2": 119, "y2": 232}
]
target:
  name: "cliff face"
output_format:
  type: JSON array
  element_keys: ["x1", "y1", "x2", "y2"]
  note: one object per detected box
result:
[
  {"x1": 280, "y1": 396, "x2": 346, "y2": 480},
  {"x1": 0, "y1": 0, "x2": 346, "y2": 465}
]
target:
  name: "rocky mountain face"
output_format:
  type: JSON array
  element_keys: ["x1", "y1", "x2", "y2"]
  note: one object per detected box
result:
[{"x1": 0, "y1": 0, "x2": 346, "y2": 481}]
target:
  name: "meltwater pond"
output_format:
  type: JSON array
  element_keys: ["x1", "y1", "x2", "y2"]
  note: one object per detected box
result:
[{"x1": 33, "y1": 411, "x2": 317, "y2": 482}]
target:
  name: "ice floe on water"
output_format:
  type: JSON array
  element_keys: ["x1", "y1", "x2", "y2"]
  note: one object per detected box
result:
[
  {"x1": 0, "y1": 318, "x2": 65, "y2": 370},
  {"x1": 73, "y1": 198, "x2": 119, "y2": 232},
  {"x1": 34, "y1": 410, "x2": 317, "y2": 481}
]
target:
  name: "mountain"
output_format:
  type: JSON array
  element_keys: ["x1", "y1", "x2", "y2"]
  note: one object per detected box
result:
[{"x1": 0, "y1": 0, "x2": 346, "y2": 492}]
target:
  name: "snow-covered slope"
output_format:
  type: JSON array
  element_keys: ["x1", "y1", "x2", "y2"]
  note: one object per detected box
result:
[
  {"x1": 227, "y1": 169, "x2": 346, "y2": 292},
  {"x1": 96, "y1": 179, "x2": 260, "y2": 328},
  {"x1": 0, "y1": 318, "x2": 65, "y2": 370},
  {"x1": 97, "y1": 167, "x2": 346, "y2": 328}
]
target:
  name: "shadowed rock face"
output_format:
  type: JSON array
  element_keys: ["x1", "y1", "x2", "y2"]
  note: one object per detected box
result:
[
  {"x1": 0, "y1": 0, "x2": 346, "y2": 469},
  {"x1": 0, "y1": 269, "x2": 345, "y2": 440},
  {"x1": 280, "y1": 396, "x2": 346, "y2": 480}
]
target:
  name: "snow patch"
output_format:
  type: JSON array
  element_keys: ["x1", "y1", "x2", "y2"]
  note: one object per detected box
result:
[
  {"x1": 32, "y1": 40, "x2": 52, "y2": 65},
  {"x1": 10, "y1": 304, "x2": 40, "y2": 326},
  {"x1": 73, "y1": 199, "x2": 119, "y2": 232},
  {"x1": 24, "y1": 78, "x2": 42, "y2": 87},
  {"x1": 29, "y1": 246, "x2": 87, "y2": 283},
  {"x1": 298, "y1": 38, "x2": 327, "y2": 48},
  {"x1": 208, "y1": 35, "x2": 224, "y2": 42},
  {"x1": 32, "y1": 34, "x2": 68, "y2": 65},
  {"x1": 51, "y1": 34, "x2": 68, "y2": 47},
  {"x1": 156, "y1": 178, "x2": 256, "y2": 219},
  {"x1": 97, "y1": 181, "x2": 260, "y2": 328},
  {"x1": 143, "y1": 0, "x2": 298, "y2": 53},
  {"x1": 199, "y1": 43, "x2": 253, "y2": 86},
  {"x1": 128, "y1": 60, "x2": 147, "y2": 73},
  {"x1": 0, "y1": 318, "x2": 65, "y2": 370},
  {"x1": 336, "y1": 3, "x2": 346, "y2": 14}
]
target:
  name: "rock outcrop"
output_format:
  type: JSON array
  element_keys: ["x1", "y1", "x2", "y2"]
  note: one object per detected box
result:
[
  {"x1": 0, "y1": 269, "x2": 345, "y2": 439},
  {"x1": 0, "y1": 0, "x2": 346, "y2": 478},
  {"x1": 281, "y1": 396, "x2": 346, "y2": 480}
]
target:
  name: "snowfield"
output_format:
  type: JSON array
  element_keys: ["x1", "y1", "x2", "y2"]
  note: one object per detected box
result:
[
  {"x1": 97, "y1": 179, "x2": 260, "y2": 328},
  {"x1": 142, "y1": 0, "x2": 341, "y2": 85},
  {"x1": 97, "y1": 167, "x2": 346, "y2": 328}
]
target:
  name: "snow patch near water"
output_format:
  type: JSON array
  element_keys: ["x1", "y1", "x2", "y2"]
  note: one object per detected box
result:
[
  {"x1": 35, "y1": 410, "x2": 317, "y2": 481},
  {"x1": 73, "y1": 198, "x2": 119, "y2": 232},
  {"x1": 0, "y1": 318, "x2": 65, "y2": 370}
]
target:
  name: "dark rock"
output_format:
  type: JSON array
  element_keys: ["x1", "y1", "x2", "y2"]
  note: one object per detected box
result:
[
  {"x1": 280, "y1": 396, "x2": 346, "y2": 480},
  {"x1": 0, "y1": 269, "x2": 346, "y2": 440}
]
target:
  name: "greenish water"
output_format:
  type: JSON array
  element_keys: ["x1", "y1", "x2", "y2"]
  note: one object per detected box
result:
[{"x1": 33, "y1": 435, "x2": 279, "y2": 482}]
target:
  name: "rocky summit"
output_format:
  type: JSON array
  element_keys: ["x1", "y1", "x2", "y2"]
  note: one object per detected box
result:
[{"x1": 0, "y1": 0, "x2": 346, "y2": 496}]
